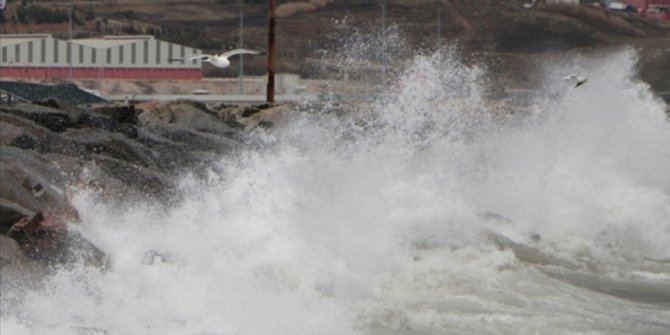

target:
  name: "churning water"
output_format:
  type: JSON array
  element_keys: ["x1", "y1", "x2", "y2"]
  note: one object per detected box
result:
[{"x1": 2, "y1": 47, "x2": 670, "y2": 335}]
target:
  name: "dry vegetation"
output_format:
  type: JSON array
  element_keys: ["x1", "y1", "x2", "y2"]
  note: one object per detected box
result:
[
  {"x1": 1, "y1": 0, "x2": 669, "y2": 91},
  {"x1": 545, "y1": 4, "x2": 644, "y2": 37}
]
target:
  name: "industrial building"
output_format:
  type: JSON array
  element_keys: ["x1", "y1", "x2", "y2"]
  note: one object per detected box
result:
[
  {"x1": 546, "y1": 0, "x2": 580, "y2": 4},
  {"x1": 625, "y1": 0, "x2": 670, "y2": 19},
  {"x1": 0, "y1": 34, "x2": 202, "y2": 80},
  {"x1": 524, "y1": 0, "x2": 670, "y2": 19}
]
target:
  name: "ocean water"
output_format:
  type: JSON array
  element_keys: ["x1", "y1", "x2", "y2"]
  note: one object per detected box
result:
[{"x1": 2, "y1": 48, "x2": 670, "y2": 335}]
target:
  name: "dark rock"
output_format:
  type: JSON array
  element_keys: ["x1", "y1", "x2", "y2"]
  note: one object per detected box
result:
[
  {"x1": 117, "y1": 123, "x2": 139, "y2": 138},
  {"x1": 1, "y1": 103, "x2": 71, "y2": 132},
  {"x1": 62, "y1": 230, "x2": 109, "y2": 269},
  {"x1": 133, "y1": 128, "x2": 214, "y2": 172},
  {"x1": 0, "y1": 113, "x2": 25, "y2": 144},
  {"x1": 1, "y1": 99, "x2": 281, "y2": 267},
  {"x1": 90, "y1": 104, "x2": 138, "y2": 124},
  {"x1": 225, "y1": 120, "x2": 247, "y2": 130},
  {"x1": 116, "y1": 105, "x2": 139, "y2": 124},
  {"x1": 64, "y1": 128, "x2": 160, "y2": 169},
  {"x1": 9, "y1": 134, "x2": 38, "y2": 150},
  {"x1": 257, "y1": 120, "x2": 275, "y2": 129},
  {"x1": 36, "y1": 97, "x2": 86, "y2": 124},
  {"x1": 1, "y1": 111, "x2": 83, "y2": 156},
  {"x1": 238, "y1": 105, "x2": 287, "y2": 131},
  {"x1": 0, "y1": 147, "x2": 70, "y2": 216},
  {"x1": 530, "y1": 232, "x2": 541, "y2": 243},
  {"x1": 212, "y1": 104, "x2": 245, "y2": 122},
  {"x1": 42, "y1": 152, "x2": 130, "y2": 198},
  {"x1": 0, "y1": 234, "x2": 49, "y2": 291},
  {"x1": 78, "y1": 112, "x2": 122, "y2": 133},
  {"x1": 5, "y1": 212, "x2": 107, "y2": 267},
  {"x1": 0, "y1": 200, "x2": 35, "y2": 235},
  {"x1": 89, "y1": 154, "x2": 175, "y2": 198},
  {"x1": 242, "y1": 105, "x2": 262, "y2": 117},
  {"x1": 210, "y1": 103, "x2": 286, "y2": 131},
  {"x1": 142, "y1": 121, "x2": 238, "y2": 154},
  {"x1": 5, "y1": 213, "x2": 69, "y2": 263},
  {"x1": 138, "y1": 100, "x2": 242, "y2": 138},
  {"x1": 0, "y1": 235, "x2": 28, "y2": 264}
]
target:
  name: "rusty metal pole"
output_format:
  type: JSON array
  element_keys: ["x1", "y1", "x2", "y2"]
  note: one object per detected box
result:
[
  {"x1": 68, "y1": 0, "x2": 74, "y2": 82},
  {"x1": 266, "y1": 0, "x2": 275, "y2": 104},
  {"x1": 437, "y1": 2, "x2": 442, "y2": 45},
  {"x1": 380, "y1": 0, "x2": 387, "y2": 86},
  {"x1": 238, "y1": 0, "x2": 244, "y2": 94}
]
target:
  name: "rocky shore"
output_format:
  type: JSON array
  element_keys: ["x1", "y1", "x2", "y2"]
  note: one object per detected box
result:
[{"x1": 0, "y1": 98, "x2": 286, "y2": 273}]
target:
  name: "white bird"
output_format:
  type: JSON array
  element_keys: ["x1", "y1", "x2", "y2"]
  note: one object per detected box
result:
[
  {"x1": 563, "y1": 74, "x2": 588, "y2": 88},
  {"x1": 169, "y1": 49, "x2": 264, "y2": 68}
]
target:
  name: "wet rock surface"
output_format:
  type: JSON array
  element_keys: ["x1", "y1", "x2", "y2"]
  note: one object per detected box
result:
[{"x1": 0, "y1": 99, "x2": 284, "y2": 271}]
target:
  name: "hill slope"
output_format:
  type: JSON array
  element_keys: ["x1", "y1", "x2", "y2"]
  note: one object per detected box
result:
[{"x1": 1, "y1": 0, "x2": 669, "y2": 90}]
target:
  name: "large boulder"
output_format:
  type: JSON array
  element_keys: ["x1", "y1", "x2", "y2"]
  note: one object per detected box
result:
[
  {"x1": 138, "y1": 100, "x2": 240, "y2": 136},
  {"x1": 63, "y1": 128, "x2": 160, "y2": 169},
  {"x1": 89, "y1": 103, "x2": 139, "y2": 124},
  {"x1": 88, "y1": 154, "x2": 175, "y2": 199},
  {"x1": 0, "y1": 146, "x2": 71, "y2": 216},
  {"x1": 1, "y1": 98, "x2": 285, "y2": 266},
  {"x1": 0, "y1": 235, "x2": 48, "y2": 288},
  {"x1": 0, "y1": 200, "x2": 35, "y2": 235},
  {"x1": 140, "y1": 121, "x2": 239, "y2": 154},
  {"x1": 1, "y1": 111, "x2": 81, "y2": 155},
  {"x1": 211, "y1": 103, "x2": 289, "y2": 131},
  {"x1": 238, "y1": 104, "x2": 288, "y2": 130},
  {"x1": 1, "y1": 103, "x2": 72, "y2": 132},
  {"x1": 0, "y1": 235, "x2": 29, "y2": 264}
]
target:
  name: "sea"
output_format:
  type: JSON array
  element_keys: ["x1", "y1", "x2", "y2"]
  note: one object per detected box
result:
[{"x1": 1, "y1": 45, "x2": 669, "y2": 335}]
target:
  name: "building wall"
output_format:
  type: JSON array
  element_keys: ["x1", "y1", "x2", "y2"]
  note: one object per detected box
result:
[
  {"x1": 647, "y1": 10, "x2": 670, "y2": 19},
  {"x1": 0, "y1": 34, "x2": 202, "y2": 80},
  {"x1": 624, "y1": 0, "x2": 670, "y2": 19},
  {"x1": 0, "y1": 37, "x2": 57, "y2": 65},
  {"x1": 0, "y1": 66, "x2": 201, "y2": 80},
  {"x1": 546, "y1": 0, "x2": 579, "y2": 4},
  {"x1": 626, "y1": 0, "x2": 670, "y2": 10},
  {"x1": 626, "y1": 0, "x2": 647, "y2": 10},
  {"x1": 0, "y1": 36, "x2": 72, "y2": 66}
]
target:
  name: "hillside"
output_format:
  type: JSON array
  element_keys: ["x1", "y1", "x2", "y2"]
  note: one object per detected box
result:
[{"x1": 1, "y1": 0, "x2": 669, "y2": 91}]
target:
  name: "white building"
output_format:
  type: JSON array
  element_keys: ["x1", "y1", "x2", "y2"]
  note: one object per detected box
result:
[
  {"x1": 546, "y1": 0, "x2": 580, "y2": 4},
  {"x1": 0, "y1": 34, "x2": 202, "y2": 80}
]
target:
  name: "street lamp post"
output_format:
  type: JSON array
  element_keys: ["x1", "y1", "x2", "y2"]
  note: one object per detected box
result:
[
  {"x1": 266, "y1": 0, "x2": 275, "y2": 104},
  {"x1": 380, "y1": 0, "x2": 387, "y2": 86},
  {"x1": 68, "y1": 0, "x2": 73, "y2": 82},
  {"x1": 437, "y1": 3, "x2": 442, "y2": 46}
]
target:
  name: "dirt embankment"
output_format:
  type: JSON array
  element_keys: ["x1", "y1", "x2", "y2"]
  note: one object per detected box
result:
[
  {"x1": 3, "y1": 1, "x2": 668, "y2": 53},
  {"x1": 1, "y1": 1, "x2": 669, "y2": 91}
]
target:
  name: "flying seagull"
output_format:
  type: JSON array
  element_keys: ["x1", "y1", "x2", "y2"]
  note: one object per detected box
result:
[
  {"x1": 563, "y1": 74, "x2": 588, "y2": 88},
  {"x1": 169, "y1": 49, "x2": 264, "y2": 68}
]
